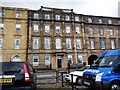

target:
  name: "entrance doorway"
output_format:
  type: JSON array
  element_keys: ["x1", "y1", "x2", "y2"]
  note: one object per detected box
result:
[
  {"x1": 88, "y1": 55, "x2": 98, "y2": 65},
  {"x1": 57, "y1": 56, "x2": 62, "y2": 68}
]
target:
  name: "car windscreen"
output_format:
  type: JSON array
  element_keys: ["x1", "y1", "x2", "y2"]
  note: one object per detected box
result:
[
  {"x1": 0, "y1": 62, "x2": 24, "y2": 74},
  {"x1": 91, "y1": 56, "x2": 119, "y2": 67}
]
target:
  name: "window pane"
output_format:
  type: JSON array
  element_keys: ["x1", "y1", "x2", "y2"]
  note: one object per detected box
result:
[
  {"x1": 56, "y1": 26, "x2": 60, "y2": 33},
  {"x1": 56, "y1": 38, "x2": 61, "y2": 49},
  {"x1": 15, "y1": 38, "x2": 20, "y2": 49},
  {"x1": 111, "y1": 39, "x2": 115, "y2": 49},
  {"x1": 16, "y1": 24, "x2": 21, "y2": 31},
  {"x1": 45, "y1": 38, "x2": 50, "y2": 49},
  {"x1": 33, "y1": 38, "x2": 39, "y2": 49},
  {"x1": 67, "y1": 55, "x2": 73, "y2": 64},
  {"x1": 45, "y1": 56, "x2": 50, "y2": 65},
  {"x1": 90, "y1": 39, "x2": 94, "y2": 49},
  {"x1": 110, "y1": 29, "x2": 113, "y2": 35},
  {"x1": 66, "y1": 26, "x2": 70, "y2": 33},
  {"x1": 45, "y1": 25, "x2": 50, "y2": 32},
  {"x1": 99, "y1": 28, "x2": 104, "y2": 35},
  {"x1": 78, "y1": 55, "x2": 83, "y2": 63},
  {"x1": 33, "y1": 56, "x2": 39, "y2": 66},
  {"x1": 76, "y1": 27, "x2": 80, "y2": 34},
  {"x1": 76, "y1": 39, "x2": 81, "y2": 49},
  {"x1": 66, "y1": 38, "x2": 71, "y2": 49},
  {"x1": 45, "y1": 14, "x2": 50, "y2": 19},
  {"x1": 75, "y1": 16, "x2": 79, "y2": 21},
  {"x1": 88, "y1": 18, "x2": 92, "y2": 23},
  {"x1": 101, "y1": 39, "x2": 105, "y2": 49},
  {"x1": 55, "y1": 15, "x2": 60, "y2": 20},
  {"x1": 34, "y1": 25, "x2": 38, "y2": 32},
  {"x1": 16, "y1": 12, "x2": 22, "y2": 18},
  {"x1": 65, "y1": 15, "x2": 70, "y2": 21},
  {"x1": 34, "y1": 13, "x2": 39, "y2": 19}
]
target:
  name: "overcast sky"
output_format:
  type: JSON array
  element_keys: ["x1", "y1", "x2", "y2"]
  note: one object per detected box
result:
[{"x1": 1, "y1": 0, "x2": 120, "y2": 17}]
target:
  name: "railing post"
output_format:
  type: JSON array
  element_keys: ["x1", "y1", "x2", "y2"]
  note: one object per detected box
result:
[{"x1": 71, "y1": 74, "x2": 74, "y2": 90}]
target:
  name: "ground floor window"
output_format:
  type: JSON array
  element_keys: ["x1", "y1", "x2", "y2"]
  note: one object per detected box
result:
[
  {"x1": 45, "y1": 55, "x2": 50, "y2": 65},
  {"x1": 78, "y1": 55, "x2": 83, "y2": 63},
  {"x1": 12, "y1": 55, "x2": 21, "y2": 62},
  {"x1": 67, "y1": 55, "x2": 73, "y2": 64},
  {"x1": 33, "y1": 56, "x2": 39, "y2": 66},
  {"x1": 0, "y1": 56, "x2": 3, "y2": 62}
]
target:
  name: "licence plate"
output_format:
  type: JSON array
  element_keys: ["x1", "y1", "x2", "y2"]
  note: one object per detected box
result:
[
  {"x1": 84, "y1": 81, "x2": 90, "y2": 85},
  {"x1": 0, "y1": 78, "x2": 12, "y2": 83}
]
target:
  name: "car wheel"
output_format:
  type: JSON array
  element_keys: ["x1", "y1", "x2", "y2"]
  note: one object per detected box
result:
[
  {"x1": 76, "y1": 77, "x2": 82, "y2": 85},
  {"x1": 110, "y1": 82, "x2": 120, "y2": 90}
]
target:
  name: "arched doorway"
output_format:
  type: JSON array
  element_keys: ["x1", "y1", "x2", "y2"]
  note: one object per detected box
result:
[
  {"x1": 88, "y1": 55, "x2": 98, "y2": 65},
  {"x1": 12, "y1": 55, "x2": 21, "y2": 62}
]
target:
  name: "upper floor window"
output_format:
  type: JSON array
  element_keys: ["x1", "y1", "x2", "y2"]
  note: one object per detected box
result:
[
  {"x1": 65, "y1": 15, "x2": 70, "y2": 21},
  {"x1": 89, "y1": 28, "x2": 93, "y2": 35},
  {"x1": 0, "y1": 23, "x2": 4, "y2": 30},
  {"x1": 100, "y1": 38, "x2": 105, "y2": 49},
  {"x1": 108, "y1": 19, "x2": 112, "y2": 24},
  {"x1": 75, "y1": 16, "x2": 79, "y2": 21},
  {"x1": 56, "y1": 38, "x2": 61, "y2": 49},
  {"x1": 33, "y1": 24, "x2": 39, "y2": 32},
  {"x1": 16, "y1": 12, "x2": 22, "y2": 18},
  {"x1": 44, "y1": 38, "x2": 50, "y2": 49},
  {"x1": 99, "y1": 28, "x2": 104, "y2": 35},
  {"x1": 15, "y1": 38, "x2": 20, "y2": 49},
  {"x1": 66, "y1": 26, "x2": 70, "y2": 34},
  {"x1": 90, "y1": 39, "x2": 94, "y2": 49},
  {"x1": 55, "y1": 26, "x2": 60, "y2": 33},
  {"x1": 75, "y1": 27, "x2": 80, "y2": 34},
  {"x1": 0, "y1": 11, "x2": 5, "y2": 17},
  {"x1": 109, "y1": 29, "x2": 113, "y2": 36},
  {"x1": 76, "y1": 39, "x2": 81, "y2": 49},
  {"x1": 45, "y1": 14, "x2": 50, "y2": 19},
  {"x1": 34, "y1": 13, "x2": 39, "y2": 19},
  {"x1": 33, "y1": 38, "x2": 39, "y2": 49},
  {"x1": 110, "y1": 39, "x2": 115, "y2": 49},
  {"x1": 16, "y1": 24, "x2": 21, "y2": 31},
  {"x1": 0, "y1": 37, "x2": 3, "y2": 49},
  {"x1": 55, "y1": 15, "x2": 60, "y2": 20},
  {"x1": 98, "y1": 19, "x2": 102, "y2": 23},
  {"x1": 88, "y1": 18, "x2": 92, "y2": 23},
  {"x1": 66, "y1": 38, "x2": 71, "y2": 49},
  {"x1": 45, "y1": 25, "x2": 50, "y2": 32}
]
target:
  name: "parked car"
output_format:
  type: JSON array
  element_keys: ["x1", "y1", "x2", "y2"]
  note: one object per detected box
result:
[
  {"x1": 83, "y1": 49, "x2": 120, "y2": 90},
  {"x1": 0, "y1": 62, "x2": 37, "y2": 90},
  {"x1": 65, "y1": 65, "x2": 90, "y2": 85}
]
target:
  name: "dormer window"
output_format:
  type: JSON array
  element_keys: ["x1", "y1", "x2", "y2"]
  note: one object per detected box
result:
[
  {"x1": 108, "y1": 19, "x2": 112, "y2": 24},
  {"x1": 98, "y1": 19, "x2": 102, "y2": 23},
  {"x1": 16, "y1": 12, "x2": 22, "y2": 18},
  {"x1": 75, "y1": 16, "x2": 79, "y2": 21},
  {"x1": 55, "y1": 15, "x2": 60, "y2": 20},
  {"x1": 88, "y1": 18, "x2": 92, "y2": 23},
  {"x1": 45, "y1": 14, "x2": 50, "y2": 19},
  {"x1": 34, "y1": 13, "x2": 39, "y2": 19},
  {"x1": 65, "y1": 15, "x2": 70, "y2": 21}
]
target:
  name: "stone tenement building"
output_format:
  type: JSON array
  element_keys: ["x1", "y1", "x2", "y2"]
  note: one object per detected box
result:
[
  {"x1": 0, "y1": 7, "x2": 28, "y2": 62},
  {"x1": 28, "y1": 6, "x2": 120, "y2": 69},
  {"x1": 0, "y1": 6, "x2": 120, "y2": 69}
]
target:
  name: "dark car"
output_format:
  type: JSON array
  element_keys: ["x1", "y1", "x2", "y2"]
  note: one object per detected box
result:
[{"x1": 0, "y1": 62, "x2": 37, "y2": 90}]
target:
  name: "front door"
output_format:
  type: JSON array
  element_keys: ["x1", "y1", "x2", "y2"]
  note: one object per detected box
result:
[{"x1": 57, "y1": 56, "x2": 62, "y2": 68}]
